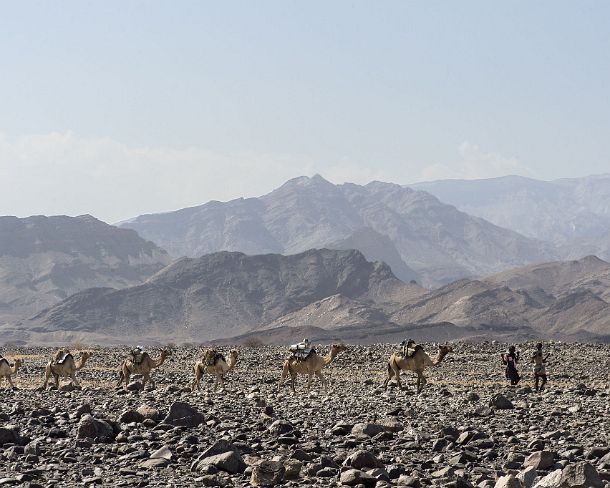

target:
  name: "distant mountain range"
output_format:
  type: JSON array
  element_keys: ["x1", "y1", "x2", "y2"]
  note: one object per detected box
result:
[
  {"x1": 2, "y1": 174, "x2": 610, "y2": 345},
  {"x1": 19, "y1": 249, "x2": 422, "y2": 344},
  {"x1": 119, "y1": 175, "x2": 554, "y2": 286},
  {"x1": 13, "y1": 251, "x2": 610, "y2": 345},
  {"x1": 411, "y1": 174, "x2": 610, "y2": 260},
  {"x1": 0, "y1": 215, "x2": 170, "y2": 327}
]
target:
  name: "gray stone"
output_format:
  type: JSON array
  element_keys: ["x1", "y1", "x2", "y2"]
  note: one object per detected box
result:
[
  {"x1": 119, "y1": 409, "x2": 144, "y2": 423},
  {"x1": 490, "y1": 394, "x2": 514, "y2": 410},
  {"x1": 524, "y1": 451, "x2": 555, "y2": 470},
  {"x1": 351, "y1": 423, "x2": 385, "y2": 437},
  {"x1": 162, "y1": 401, "x2": 204, "y2": 427},
  {"x1": 76, "y1": 415, "x2": 115, "y2": 441},
  {"x1": 268, "y1": 419, "x2": 294, "y2": 435},
  {"x1": 494, "y1": 475, "x2": 524, "y2": 488},
  {"x1": 193, "y1": 451, "x2": 246, "y2": 474},
  {"x1": 339, "y1": 468, "x2": 377, "y2": 487},
  {"x1": 250, "y1": 460, "x2": 285, "y2": 486},
  {"x1": 517, "y1": 466, "x2": 537, "y2": 488},
  {"x1": 533, "y1": 470, "x2": 562, "y2": 488},
  {"x1": 136, "y1": 405, "x2": 161, "y2": 421},
  {"x1": 558, "y1": 462, "x2": 603, "y2": 487},
  {"x1": 343, "y1": 449, "x2": 383, "y2": 469},
  {"x1": 0, "y1": 426, "x2": 18, "y2": 445}
]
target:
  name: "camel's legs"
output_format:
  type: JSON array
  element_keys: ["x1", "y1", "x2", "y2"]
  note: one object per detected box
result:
[
  {"x1": 315, "y1": 370, "x2": 327, "y2": 391},
  {"x1": 290, "y1": 371, "x2": 297, "y2": 393},
  {"x1": 416, "y1": 372, "x2": 427, "y2": 394},
  {"x1": 70, "y1": 373, "x2": 80, "y2": 387},
  {"x1": 7, "y1": 375, "x2": 15, "y2": 388},
  {"x1": 192, "y1": 366, "x2": 202, "y2": 391},
  {"x1": 278, "y1": 364, "x2": 289, "y2": 389},
  {"x1": 307, "y1": 373, "x2": 314, "y2": 392},
  {"x1": 123, "y1": 370, "x2": 131, "y2": 389},
  {"x1": 43, "y1": 368, "x2": 50, "y2": 389},
  {"x1": 54, "y1": 372, "x2": 60, "y2": 388}
]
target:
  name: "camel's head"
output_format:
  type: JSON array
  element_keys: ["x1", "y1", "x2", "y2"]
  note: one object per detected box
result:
[
  {"x1": 161, "y1": 348, "x2": 172, "y2": 359},
  {"x1": 80, "y1": 351, "x2": 93, "y2": 360},
  {"x1": 330, "y1": 343, "x2": 348, "y2": 354},
  {"x1": 438, "y1": 344, "x2": 453, "y2": 358},
  {"x1": 14, "y1": 358, "x2": 24, "y2": 367},
  {"x1": 229, "y1": 349, "x2": 239, "y2": 359}
]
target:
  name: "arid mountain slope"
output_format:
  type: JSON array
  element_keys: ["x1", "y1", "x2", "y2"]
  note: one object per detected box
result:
[
  {"x1": 0, "y1": 215, "x2": 171, "y2": 324},
  {"x1": 120, "y1": 175, "x2": 554, "y2": 286},
  {"x1": 25, "y1": 249, "x2": 419, "y2": 343}
]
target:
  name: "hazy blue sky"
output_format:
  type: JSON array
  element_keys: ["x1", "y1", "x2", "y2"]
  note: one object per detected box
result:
[{"x1": 1, "y1": 1, "x2": 609, "y2": 222}]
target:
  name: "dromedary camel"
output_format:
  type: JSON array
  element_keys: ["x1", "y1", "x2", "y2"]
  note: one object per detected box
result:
[
  {"x1": 0, "y1": 357, "x2": 23, "y2": 389},
  {"x1": 279, "y1": 343, "x2": 347, "y2": 393},
  {"x1": 117, "y1": 348, "x2": 171, "y2": 390},
  {"x1": 42, "y1": 350, "x2": 92, "y2": 389},
  {"x1": 192, "y1": 349, "x2": 238, "y2": 391},
  {"x1": 384, "y1": 343, "x2": 453, "y2": 393}
]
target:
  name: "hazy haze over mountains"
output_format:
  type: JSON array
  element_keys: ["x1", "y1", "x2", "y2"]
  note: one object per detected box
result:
[
  {"x1": 120, "y1": 175, "x2": 554, "y2": 286},
  {"x1": 412, "y1": 174, "x2": 610, "y2": 260}
]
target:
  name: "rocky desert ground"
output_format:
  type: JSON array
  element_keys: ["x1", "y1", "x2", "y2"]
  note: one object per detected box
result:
[{"x1": 0, "y1": 342, "x2": 609, "y2": 487}]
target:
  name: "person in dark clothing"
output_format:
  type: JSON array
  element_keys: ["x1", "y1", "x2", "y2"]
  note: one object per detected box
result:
[{"x1": 501, "y1": 345, "x2": 520, "y2": 385}]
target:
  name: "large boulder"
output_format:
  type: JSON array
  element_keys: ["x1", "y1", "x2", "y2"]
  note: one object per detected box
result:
[
  {"x1": 339, "y1": 468, "x2": 377, "y2": 487},
  {"x1": 494, "y1": 475, "x2": 524, "y2": 488},
  {"x1": 343, "y1": 450, "x2": 383, "y2": 470},
  {"x1": 351, "y1": 423, "x2": 385, "y2": 437},
  {"x1": 533, "y1": 470, "x2": 562, "y2": 488},
  {"x1": 524, "y1": 451, "x2": 555, "y2": 470},
  {"x1": 250, "y1": 460, "x2": 285, "y2": 486},
  {"x1": 137, "y1": 404, "x2": 161, "y2": 421},
  {"x1": 0, "y1": 425, "x2": 19, "y2": 445},
  {"x1": 490, "y1": 394, "x2": 514, "y2": 410},
  {"x1": 558, "y1": 462, "x2": 603, "y2": 487},
  {"x1": 119, "y1": 409, "x2": 144, "y2": 424},
  {"x1": 192, "y1": 451, "x2": 246, "y2": 474},
  {"x1": 76, "y1": 415, "x2": 115, "y2": 442},
  {"x1": 162, "y1": 401, "x2": 204, "y2": 427},
  {"x1": 268, "y1": 420, "x2": 294, "y2": 436}
]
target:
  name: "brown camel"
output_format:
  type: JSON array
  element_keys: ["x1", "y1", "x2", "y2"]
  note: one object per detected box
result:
[
  {"x1": 279, "y1": 343, "x2": 347, "y2": 393},
  {"x1": 42, "y1": 350, "x2": 92, "y2": 389},
  {"x1": 0, "y1": 357, "x2": 23, "y2": 389},
  {"x1": 384, "y1": 343, "x2": 453, "y2": 393},
  {"x1": 192, "y1": 349, "x2": 238, "y2": 391},
  {"x1": 117, "y1": 348, "x2": 171, "y2": 389}
]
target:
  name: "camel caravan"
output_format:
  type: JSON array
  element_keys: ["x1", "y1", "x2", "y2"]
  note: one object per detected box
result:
[{"x1": 0, "y1": 339, "x2": 454, "y2": 394}]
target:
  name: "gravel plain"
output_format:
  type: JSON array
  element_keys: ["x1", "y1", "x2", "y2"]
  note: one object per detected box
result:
[{"x1": 0, "y1": 342, "x2": 609, "y2": 487}]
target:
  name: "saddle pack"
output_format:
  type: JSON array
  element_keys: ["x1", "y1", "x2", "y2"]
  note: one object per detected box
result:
[
  {"x1": 0, "y1": 356, "x2": 8, "y2": 367},
  {"x1": 55, "y1": 351, "x2": 73, "y2": 365},
  {"x1": 289, "y1": 344, "x2": 315, "y2": 361},
  {"x1": 206, "y1": 351, "x2": 225, "y2": 366}
]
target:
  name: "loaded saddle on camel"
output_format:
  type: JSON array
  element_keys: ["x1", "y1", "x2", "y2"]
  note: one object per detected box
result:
[{"x1": 289, "y1": 338, "x2": 315, "y2": 361}]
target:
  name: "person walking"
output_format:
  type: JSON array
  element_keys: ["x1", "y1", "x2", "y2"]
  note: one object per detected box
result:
[
  {"x1": 501, "y1": 345, "x2": 520, "y2": 386},
  {"x1": 531, "y1": 342, "x2": 549, "y2": 391}
]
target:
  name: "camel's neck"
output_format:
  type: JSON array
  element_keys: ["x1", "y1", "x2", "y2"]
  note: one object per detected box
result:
[
  {"x1": 76, "y1": 356, "x2": 89, "y2": 370},
  {"x1": 154, "y1": 355, "x2": 166, "y2": 368},
  {"x1": 433, "y1": 350, "x2": 448, "y2": 366},
  {"x1": 323, "y1": 350, "x2": 338, "y2": 366},
  {"x1": 228, "y1": 356, "x2": 237, "y2": 370},
  {"x1": 12, "y1": 363, "x2": 20, "y2": 374}
]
